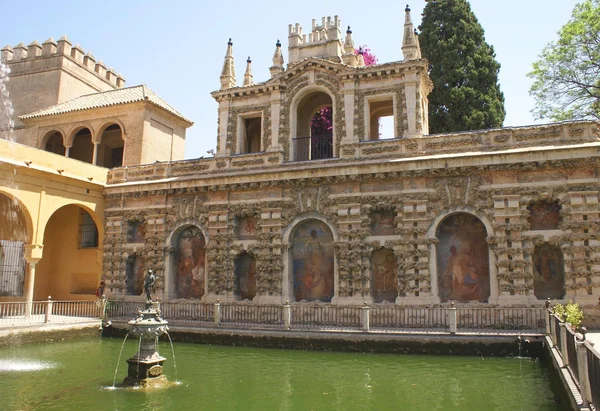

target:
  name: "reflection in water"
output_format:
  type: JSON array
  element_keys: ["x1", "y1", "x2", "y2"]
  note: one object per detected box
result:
[{"x1": 0, "y1": 339, "x2": 568, "y2": 411}]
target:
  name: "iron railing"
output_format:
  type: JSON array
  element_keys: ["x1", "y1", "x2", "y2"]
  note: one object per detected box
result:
[
  {"x1": 0, "y1": 299, "x2": 100, "y2": 326},
  {"x1": 587, "y1": 342, "x2": 600, "y2": 409},
  {"x1": 547, "y1": 309, "x2": 599, "y2": 409},
  {"x1": 102, "y1": 301, "x2": 544, "y2": 334},
  {"x1": 370, "y1": 306, "x2": 447, "y2": 332},
  {"x1": 292, "y1": 134, "x2": 333, "y2": 161}
]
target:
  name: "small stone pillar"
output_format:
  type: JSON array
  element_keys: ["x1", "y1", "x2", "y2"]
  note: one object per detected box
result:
[
  {"x1": 44, "y1": 296, "x2": 53, "y2": 323},
  {"x1": 283, "y1": 300, "x2": 291, "y2": 330},
  {"x1": 545, "y1": 300, "x2": 551, "y2": 336},
  {"x1": 214, "y1": 299, "x2": 221, "y2": 326},
  {"x1": 575, "y1": 329, "x2": 593, "y2": 407},
  {"x1": 448, "y1": 302, "x2": 457, "y2": 334},
  {"x1": 361, "y1": 302, "x2": 370, "y2": 332},
  {"x1": 559, "y1": 323, "x2": 569, "y2": 366}
]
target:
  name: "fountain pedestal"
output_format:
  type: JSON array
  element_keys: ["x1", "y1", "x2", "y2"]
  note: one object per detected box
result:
[{"x1": 122, "y1": 302, "x2": 169, "y2": 387}]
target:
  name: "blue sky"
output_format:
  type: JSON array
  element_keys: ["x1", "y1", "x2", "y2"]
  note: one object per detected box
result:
[{"x1": 0, "y1": 0, "x2": 579, "y2": 159}]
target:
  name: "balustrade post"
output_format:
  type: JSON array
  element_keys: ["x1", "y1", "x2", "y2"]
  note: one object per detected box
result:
[
  {"x1": 283, "y1": 300, "x2": 291, "y2": 330},
  {"x1": 545, "y1": 300, "x2": 551, "y2": 336},
  {"x1": 362, "y1": 303, "x2": 370, "y2": 332},
  {"x1": 575, "y1": 328, "x2": 593, "y2": 407},
  {"x1": 44, "y1": 296, "x2": 53, "y2": 323},
  {"x1": 214, "y1": 299, "x2": 221, "y2": 327},
  {"x1": 559, "y1": 323, "x2": 569, "y2": 366},
  {"x1": 448, "y1": 302, "x2": 457, "y2": 334}
]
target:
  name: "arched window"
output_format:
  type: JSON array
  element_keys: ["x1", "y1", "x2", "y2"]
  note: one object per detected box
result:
[
  {"x1": 291, "y1": 219, "x2": 334, "y2": 302},
  {"x1": 293, "y1": 91, "x2": 333, "y2": 161},
  {"x1": 70, "y1": 128, "x2": 94, "y2": 164},
  {"x1": 533, "y1": 243, "x2": 565, "y2": 300},
  {"x1": 174, "y1": 226, "x2": 205, "y2": 299},
  {"x1": 96, "y1": 123, "x2": 124, "y2": 168},
  {"x1": 371, "y1": 249, "x2": 397, "y2": 303},
  {"x1": 43, "y1": 131, "x2": 65, "y2": 155},
  {"x1": 234, "y1": 252, "x2": 257, "y2": 300},
  {"x1": 436, "y1": 213, "x2": 490, "y2": 303}
]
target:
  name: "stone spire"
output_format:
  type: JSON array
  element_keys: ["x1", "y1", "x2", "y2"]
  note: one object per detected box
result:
[
  {"x1": 243, "y1": 56, "x2": 254, "y2": 86},
  {"x1": 220, "y1": 38, "x2": 236, "y2": 90},
  {"x1": 402, "y1": 5, "x2": 420, "y2": 60},
  {"x1": 413, "y1": 28, "x2": 422, "y2": 59},
  {"x1": 269, "y1": 39, "x2": 284, "y2": 77},
  {"x1": 342, "y1": 26, "x2": 358, "y2": 66}
]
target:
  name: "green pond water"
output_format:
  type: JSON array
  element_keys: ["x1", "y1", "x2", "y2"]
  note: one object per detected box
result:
[{"x1": 0, "y1": 337, "x2": 567, "y2": 411}]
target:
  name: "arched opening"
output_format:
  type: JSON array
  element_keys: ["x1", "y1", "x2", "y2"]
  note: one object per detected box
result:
[
  {"x1": 36, "y1": 205, "x2": 102, "y2": 300},
  {"x1": 43, "y1": 131, "x2": 65, "y2": 155},
  {"x1": 96, "y1": 123, "x2": 124, "y2": 168},
  {"x1": 371, "y1": 249, "x2": 397, "y2": 303},
  {"x1": 0, "y1": 193, "x2": 29, "y2": 300},
  {"x1": 125, "y1": 253, "x2": 144, "y2": 296},
  {"x1": 291, "y1": 219, "x2": 334, "y2": 302},
  {"x1": 527, "y1": 200, "x2": 562, "y2": 230},
  {"x1": 69, "y1": 128, "x2": 94, "y2": 164},
  {"x1": 234, "y1": 251, "x2": 256, "y2": 300},
  {"x1": 436, "y1": 213, "x2": 490, "y2": 303},
  {"x1": 293, "y1": 91, "x2": 333, "y2": 161},
  {"x1": 533, "y1": 243, "x2": 565, "y2": 300},
  {"x1": 172, "y1": 225, "x2": 205, "y2": 299}
]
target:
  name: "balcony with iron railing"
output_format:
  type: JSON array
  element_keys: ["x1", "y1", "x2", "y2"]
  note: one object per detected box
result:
[{"x1": 292, "y1": 134, "x2": 333, "y2": 161}]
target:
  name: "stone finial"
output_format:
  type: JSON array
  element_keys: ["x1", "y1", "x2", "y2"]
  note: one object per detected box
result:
[
  {"x1": 243, "y1": 56, "x2": 254, "y2": 86},
  {"x1": 357, "y1": 46, "x2": 365, "y2": 67},
  {"x1": 269, "y1": 39, "x2": 285, "y2": 77},
  {"x1": 42, "y1": 37, "x2": 57, "y2": 55},
  {"x1": 71, "y1": 44, "x2": 84, "y2": 63},
  {"x1": 13, "y1": 43, "x2": 28, "y2": 60},
  {"x1": 342, "y1": 25, "x2": 358, "y2": 66},
  {"x1": 1, "y1": 45, "x2": 13, "y2": 62},
  {"x1": 27, "y1": 41, "x2": 42, "y2": 58},
  {"x1": 106, "y1": 67, "x2": 118, "y2": 85},
  {"x1": 94, "y1": 60, "x2": 107, "y2": 78},
  {"x1": 402, "y1": 4, "x2": 420, "y2": 60},
  {"x1": 83, "y1": 52, "x2": 96, "y2": 70},
  {"x1": 57, "y1": 35, "x2": 72, "y2": 56},
  {"x1": 220, "y1": 38, "x2": 236, "y2": 90},
  {"x1": 116, "y1": 74, "x2": 126, "y2": 88}
]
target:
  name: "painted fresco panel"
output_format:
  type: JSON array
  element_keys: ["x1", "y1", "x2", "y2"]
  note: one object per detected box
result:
[
  {"x1": 528, "y1": 201, "x2": 561, "y2": 230},
  {"x1": 235, "y1": 252, "x2": 256, "y2": 300},
  {"x1": 175, "y1": 226, "x2": 205, "y2": 299},
  {"x1": 125, "y1": 255, "x2": 144, "y2": 295},
  {"x1": 126, "y1": 221, "x2": 146, "y2": 243},
  {"x1": 533, "y1": 243, "x2": 565, "y2": 300},
  {"x1": 436, "y1": 214, "x2": 490, "y2": 303},
  {"x1": 238, "y1": 217, "x2": 258, "y2": 239},
  {"x1": 371, "y1": 249, "x2": 398, "y2": 302},
  {"x1": 370, "y1": 210, "x2": 396, "y2": 236},
  {"x1": 292, "y1": 220, "x2": 334, "y2": 302}
]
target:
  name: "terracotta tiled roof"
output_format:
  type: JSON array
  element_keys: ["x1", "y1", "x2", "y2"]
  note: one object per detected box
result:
[{"x1": 19, "y1": 85, "x2": 193, "y2": 125}]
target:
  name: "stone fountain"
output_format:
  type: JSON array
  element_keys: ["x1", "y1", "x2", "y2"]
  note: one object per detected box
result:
[{"x1": 122, "y1": 269, "x2": 169, "y2": 387}]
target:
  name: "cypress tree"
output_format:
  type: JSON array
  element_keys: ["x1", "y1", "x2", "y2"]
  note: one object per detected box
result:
[{"x1": 418, "y1": 0, "x2": 505, "y2": 134}]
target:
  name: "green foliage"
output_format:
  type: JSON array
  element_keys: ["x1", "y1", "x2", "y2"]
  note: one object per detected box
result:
[
  {"x1": 418, "y1": 0, "x2": 505, "y2": 134},
  {"x1": 528, "y1": 0, "x2": 600, "y2": 121},
  {"x1": 551, "y1": 301, "x2": 584, "y2": 329}
]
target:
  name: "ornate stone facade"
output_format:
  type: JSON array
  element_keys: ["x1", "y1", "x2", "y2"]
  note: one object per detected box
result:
[{"x1": 100, "y1": 12, "x2": 600, "y2": 323}]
